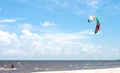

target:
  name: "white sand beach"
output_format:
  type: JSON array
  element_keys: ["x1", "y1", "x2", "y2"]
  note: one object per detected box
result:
[{"x1": 32, "y1": 68, "x2": 120, "y2": 73}]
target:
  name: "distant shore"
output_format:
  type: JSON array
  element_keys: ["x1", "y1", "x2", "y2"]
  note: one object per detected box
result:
[{"x1": 32, "y1": 68, "x2": 120, "y2": 73}]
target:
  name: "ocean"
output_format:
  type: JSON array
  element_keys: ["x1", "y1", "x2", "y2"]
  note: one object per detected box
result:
[{"x1": 0, "y1": 60, "x2": 120, "y2": 73}]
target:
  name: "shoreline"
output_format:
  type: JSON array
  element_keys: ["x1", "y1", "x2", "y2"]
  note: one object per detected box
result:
[
  {"x1": 32, "y1": 68, "x2": 120, "y2": 73},
  {"x1": 0, "y1": 68, "x2": 17, "y2": 71}
]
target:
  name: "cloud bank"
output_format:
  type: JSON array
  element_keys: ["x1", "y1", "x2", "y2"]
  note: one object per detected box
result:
[
  {"x1": 0, "y1": 20, "x2": 103, "y2": 60},
  {"x1": 0, "y1": 20, "x2": 119, "y2": 60},
  {"x1": 0, "y1": 19, "x2": 17, "y2": 23}
]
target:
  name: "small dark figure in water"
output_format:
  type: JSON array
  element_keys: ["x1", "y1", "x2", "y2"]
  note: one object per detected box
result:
[{"x1": 11, "y1": 64, "x2": 14, "y2": 68}]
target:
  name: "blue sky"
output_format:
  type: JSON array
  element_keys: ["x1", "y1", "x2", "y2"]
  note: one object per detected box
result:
[{"x1": 0, "y1": 0, "x2": 120, "y2": 60}]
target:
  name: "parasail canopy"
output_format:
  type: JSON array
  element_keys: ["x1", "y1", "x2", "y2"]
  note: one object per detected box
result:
[{"x1": 88, "y1": 16, "x2": 100, "y2": 34}]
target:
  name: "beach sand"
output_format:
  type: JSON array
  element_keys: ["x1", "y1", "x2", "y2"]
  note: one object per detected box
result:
[{"x1": 32, "y1": 68, "x2": 120, "y2": 73}]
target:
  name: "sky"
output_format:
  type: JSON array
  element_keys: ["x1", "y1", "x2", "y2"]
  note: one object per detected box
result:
[{"x1": 0, "y1": 0, "x2": 120, "y2": 60}]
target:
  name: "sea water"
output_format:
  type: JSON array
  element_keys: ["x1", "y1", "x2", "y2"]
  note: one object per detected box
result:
[{"x1": 0, "y1": 60, "x2": 120, "y2": 73}]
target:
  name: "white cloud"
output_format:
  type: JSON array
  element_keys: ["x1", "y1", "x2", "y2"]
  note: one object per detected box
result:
[
  {"x1": 0, "y1": 27, "x2": 119, "y2": 60},
  {"x1": 0, "y1": 19, "x2": 17, "y2": 23},
  {"x1": 0, "y1": 30, "x2": 17, "y2": 45},
  {"x1": 87, "y1": 0, "x2": 99, "y2": 7},
  {"x1": 79, "y1": 30, "x2": 94, "y2": 35},
  {"x1": 0, "y1": 28, "x2": 102, "y2": 59},
  {"x1": 41, "y1": 21, "x2": 57, "y2": 27},
  {"x1": 39, "y1": 21, "x2": 58, "y2": 33},
  {"x1": 22, "y1": 23, "x2": 33, "y2": 30}
]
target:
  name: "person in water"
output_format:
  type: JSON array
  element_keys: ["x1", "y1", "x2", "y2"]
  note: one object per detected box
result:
[{"x1": 11, "y1": 64, "x2": 14, "y2": 68}]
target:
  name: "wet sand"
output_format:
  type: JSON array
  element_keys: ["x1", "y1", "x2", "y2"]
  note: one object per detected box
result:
[{"x1": 32, "y1": 68, "x2": 120, "y2": 73}]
